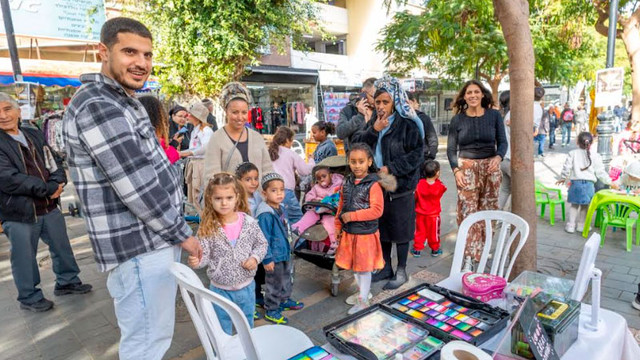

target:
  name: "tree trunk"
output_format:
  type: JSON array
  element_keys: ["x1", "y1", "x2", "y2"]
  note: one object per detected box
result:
[
  {"x1": 493, "y1": 0, "x2": 537, "y2": 278},
  {"x1": 488, "y1": 78, "x2": 501, "y2": 104},
  {"x1": 621, "y1": 9, "x2": 640, "y2": 129}
]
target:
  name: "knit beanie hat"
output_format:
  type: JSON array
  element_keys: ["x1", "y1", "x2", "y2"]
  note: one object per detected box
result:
[
  {"x1": 220, "y1": 82, "x2": 253, "y2": 109},
  {"x1": 187, "y1": 102, "x2": 210, "y2": 123},
  {"x1": 261, "y1": 172, "x2": 284, "y2": 190}
]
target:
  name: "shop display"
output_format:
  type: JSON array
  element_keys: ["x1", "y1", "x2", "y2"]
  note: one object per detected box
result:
[
  {"x1": 287, "y1": 346, "x2": 341, "y2": 360},
  {"x1": 382, "y1": 284, "x2": 510, "y2": 346},
  {"x1": 324, "y1": 305, "x2": 444, "y2": 360},
  {"x1": 323, "y1": 92, "x2": 350, "y2": 123},
  {"x1": 511, "y1": 293, "x2": 580, "y2": 359}
]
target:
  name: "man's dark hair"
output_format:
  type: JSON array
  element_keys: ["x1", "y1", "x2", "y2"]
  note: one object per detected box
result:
[
  {"x1": 362, "y1": 77, "x2": 377, "y2": 89},
  {"x1": 422, "y1": 160, "x2": 440, "y2": 178},
  {"x1": 100, "y1": 17, "x2": 152, "y2": 48}
]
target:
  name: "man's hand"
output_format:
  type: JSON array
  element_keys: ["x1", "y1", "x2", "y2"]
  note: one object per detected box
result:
[
  {"x1": 180, "y1": 236, "x2": 202, "y2": 261},
  {"x1": 264, "y1": 262, "x2": 275, "y2": 272},
  {"x1": 50, "y1": 184, "x2": 64, "y2": 199},
  {"x1": 187, "y1": 255, "x2": 199, "y2": 268},
  {"x1": 242, "y1": 257, "x2": 258, "y2": 271},
  {"x1": 555, "y1": 179, "x2": 566, "y2": 186}
]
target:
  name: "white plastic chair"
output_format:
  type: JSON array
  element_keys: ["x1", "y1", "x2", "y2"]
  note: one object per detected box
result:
[
  {"x1": 170, "y1": 262, "x2": 313, "y2": 360},
  {"x1": 450, "y1": 210, "x2": 530, "y2": 279}
]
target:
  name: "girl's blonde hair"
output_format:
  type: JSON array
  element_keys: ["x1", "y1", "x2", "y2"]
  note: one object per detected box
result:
[{"x1": 198, "y1": 172, "x2": 250, "y2": 237}]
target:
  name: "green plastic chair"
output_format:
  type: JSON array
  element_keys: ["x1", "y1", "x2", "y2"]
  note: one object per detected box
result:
[
  {"x1": 535, "y1": 180, "x2": 566, "y2": 226},
  {"x1": 599, "y1": 201, "x2": 640, "y2": 252}
]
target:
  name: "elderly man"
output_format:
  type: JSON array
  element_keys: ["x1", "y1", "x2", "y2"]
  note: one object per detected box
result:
[
  {"x1": 336, "y1": 77, "x2": 376, "y2": 151},
  {"x1": 0, "y1": 93, "x2": 91, "y2": 312},
  {"x1": 63, "y1": 17, "x2": 201, "y2": 359}
]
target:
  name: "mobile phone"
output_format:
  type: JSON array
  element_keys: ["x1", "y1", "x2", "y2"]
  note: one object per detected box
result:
[
  {"x1": 177, "y1": 126, "x2": 189, "y2": 135},
  {"x1": 358, "y1": 92, "x2": 369, "y2": 102}
]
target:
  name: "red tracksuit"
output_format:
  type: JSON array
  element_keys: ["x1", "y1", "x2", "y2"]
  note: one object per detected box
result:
[{"x1": 413, "y1": 178, "x2": 447, "y2": 251}]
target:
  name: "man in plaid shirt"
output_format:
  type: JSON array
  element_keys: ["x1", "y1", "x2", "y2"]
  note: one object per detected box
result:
[{"x1": 63, "y1": 17, "x2": 201, "y2": 360}]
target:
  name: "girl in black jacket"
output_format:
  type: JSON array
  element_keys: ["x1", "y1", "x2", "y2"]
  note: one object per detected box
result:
[{"x1": 352, "y1": 76, "x2": 424, "y2": 290}]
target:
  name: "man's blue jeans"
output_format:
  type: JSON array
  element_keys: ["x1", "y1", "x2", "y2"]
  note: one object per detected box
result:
[
  {"x1": 561, "y1": 123, "x2": 573, "y2": 146},
  {"x1": 4, "y1": 209, "x2": 81, "y2": 304},
  {"x1": 106, "y1": 246, "x2": 181, "y2": 360},
  {"x1": 534, "y1": 134, "x2": 547, "y2": 155}
]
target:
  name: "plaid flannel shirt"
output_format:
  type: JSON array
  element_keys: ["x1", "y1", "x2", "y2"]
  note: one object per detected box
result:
[{"x1": 63, "y1": 73, "x2": 192, "y2": 272}]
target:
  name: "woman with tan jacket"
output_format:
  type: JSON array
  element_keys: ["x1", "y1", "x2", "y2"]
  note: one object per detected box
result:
[{"x1": 204, "y1": 82, "x2": 272, "y2": 181}]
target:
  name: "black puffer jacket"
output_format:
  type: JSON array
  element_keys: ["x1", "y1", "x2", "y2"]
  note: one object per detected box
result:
[
  {"x1": 352, "y1": 115, "x2": 423, "y2": 195},
  {"x1": 340, "y1": 173, "x2": 380, "y2": 234},
  {"x1": 0, "y1": 127, "x2": 66, "y2": 223}
]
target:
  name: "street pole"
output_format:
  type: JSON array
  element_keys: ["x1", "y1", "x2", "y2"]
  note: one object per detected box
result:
[
  {"x1": 596, "y1": 0, "x2": 620, "y2": 170},
  {"x1": 0, "y1": 0, "x2": 22, "y2": 82}
]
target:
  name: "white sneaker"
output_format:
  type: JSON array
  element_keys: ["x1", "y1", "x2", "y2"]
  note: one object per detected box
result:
[
  {"x1": 462, "y1": 256, "x2": 473, "y2": 273},
  {"x1": 346, "y1": 292, "x2": 372, "y2": 305},
  {"x1": 576, "y1": 223, "x2": 584, "y2": 233},
  {"x1": 565, "y1": 224, "x2": 576, "y2": 233},
  {"x1": 347, "y1": 299, "x2": 370, "y2": 315}
]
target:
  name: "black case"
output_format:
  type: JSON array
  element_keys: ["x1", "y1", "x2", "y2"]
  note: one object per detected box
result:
[
  {"x1": 323, "y1": 304, "x2": 442, "y2": 360},
  {"x1": 323, "y1": 283, "x2": 510, "y2": 359}
]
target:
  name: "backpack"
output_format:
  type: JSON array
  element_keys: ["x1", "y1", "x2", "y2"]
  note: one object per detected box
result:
[{"x1": 562, "y1": 110, "x2": 574, "y2": 122}]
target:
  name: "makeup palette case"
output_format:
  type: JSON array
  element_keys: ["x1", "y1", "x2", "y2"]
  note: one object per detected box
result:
[{"x1": 462, "y1": 273, "x2": 507, "y2": 302}]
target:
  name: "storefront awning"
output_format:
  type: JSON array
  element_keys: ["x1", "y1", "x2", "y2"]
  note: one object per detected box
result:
[{"x1": 242, "y1": 65, "x2": 319, "y2": 85}]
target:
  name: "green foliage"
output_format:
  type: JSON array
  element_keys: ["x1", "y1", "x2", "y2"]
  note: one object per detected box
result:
[
  {"x1": 378, "y1": 0, "x2": 601, "y2": 87},
  {"x1": 126, "y1": 0, "x2": 321, "y2": 96}
]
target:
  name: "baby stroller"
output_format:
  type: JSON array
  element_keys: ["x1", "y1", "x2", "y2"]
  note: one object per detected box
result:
[{"x1": 292, "y1": 155, "x2": 347, "y2": 296}]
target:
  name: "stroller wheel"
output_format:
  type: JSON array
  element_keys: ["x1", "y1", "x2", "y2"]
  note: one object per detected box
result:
[{"x1": 331, "y1": 283, "x2": 339, "y2": 297}]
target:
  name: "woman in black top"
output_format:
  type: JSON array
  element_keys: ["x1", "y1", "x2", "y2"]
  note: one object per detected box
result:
[{"x1": 447, "y1": 80, "x2": 507, "y2": 270}]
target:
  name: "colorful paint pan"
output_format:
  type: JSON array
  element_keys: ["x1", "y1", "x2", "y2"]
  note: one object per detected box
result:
[
  {"x1": 455, "y1": 323, "x2": 472, "y2": 331},
  {"x1": 391, "y1": 304, "x2": 409, "y2": 312},
  {"x1": 424, "y1": 336, "x2": 444, "y2": 348},
  {"x1": 435, "y1": 314, "x2": 448, "y2": 321},
  {"x1": 470, "y1": 329, "x2": 484, "y2": 337},
  {"x1": 407, "y1": 310, "x2": 426, "y2": 320},
  {"x1": 415, "y1": 298, "x2": 427, "y2": 305},
  {"x1": 438, "y1": 323, "x2": 453, "y2": 332},
  {"x1": 407, "y1": 302, "x2": 422, "y2": 309},
  {"x1": 408, "y1": 294, "x2": 420, "y2": 301},
  {"x1": 441, "y1": 300, "x2": 453, "y2": 307},
  {"x1": 434, "y1": 305, "x2": 447, "y2": 312},
  {"x1": 451, "y1": 329, "x2": 473, "y2": 341},
  {"x1": 399, "y1": 299, "x2": 411, "y2": 305},
  {"x1": 454, "y1": 305, "x2": 469, "y2": 313},
  {"x1": 426, "y1": 302, "x2": 438, "y2": 308},
  {"x1": 427, "y1": 310, "x2": 440, "y2": 317},
  {"x1": 465, "y1": 317, "x2": 480, "y2": 326},
  {"x1": 444, "y1": 309, "x2": 458, "y2": 317},
  {"x1": 419, "y1": 306, "x2": 431, "y2": 313},
  {"x1": 446, "y1": 318, "x2": 460, "y2": 326},
  {"x1": 475, "y1": 322, "x2": 490, "y2": 331},
  {"x1": 426, "y1": 318, "x2": 440, "y2": 326},
  {"x1": 454, "y1": 314, "x2": 469, "y2": 321},
  {"x1": 417, "y1": 288, "x2": 445, "y2": 302}
]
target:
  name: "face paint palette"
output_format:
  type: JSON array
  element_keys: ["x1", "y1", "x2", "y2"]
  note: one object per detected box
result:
[
  {"x1": 287, "y1": 346, "x2": 340, "y2": 360},
  {"x1": 380, "y1": 283, "x2": 510, "y2": 346},
  {"x1": 323, "y1": 305, "x2": 444, "y2": 360}
]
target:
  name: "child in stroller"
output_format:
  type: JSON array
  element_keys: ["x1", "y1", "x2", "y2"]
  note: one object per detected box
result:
[{"x1": 292, "y1": 165, "x2": 344, "y2": 254}]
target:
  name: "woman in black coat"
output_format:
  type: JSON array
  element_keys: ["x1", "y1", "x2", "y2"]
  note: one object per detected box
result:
[{"x1": 352, "y1": 76, "x2": 424, "y2": 290}]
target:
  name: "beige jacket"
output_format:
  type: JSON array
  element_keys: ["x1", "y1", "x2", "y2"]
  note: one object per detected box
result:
[{"x1": 204, "y1": 127, "x2": 273, "y2": 181}]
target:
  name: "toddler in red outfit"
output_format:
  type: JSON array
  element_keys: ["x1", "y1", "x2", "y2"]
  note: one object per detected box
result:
[{"x1": 412, "y1": 160, "x2": 447, "y2": 257}]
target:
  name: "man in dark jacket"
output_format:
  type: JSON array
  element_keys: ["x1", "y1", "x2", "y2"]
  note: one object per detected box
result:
[
  {"x1": 336, "y1": 77, "x2": 376, "y2": 151},
  {"x1": 0, "y1": 93, "x2": 91, "y2": 312},
  {"x1": 202, "y1": 98, "x2": 219, "y2": 132},
  {"x1": 407, "y1": 92, "x2": 438, "y2": 161}
]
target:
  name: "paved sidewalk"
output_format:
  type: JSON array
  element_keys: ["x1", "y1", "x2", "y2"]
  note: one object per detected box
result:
[{"x1": 2, "y1": 142, "x2": 640, "y2": 359}]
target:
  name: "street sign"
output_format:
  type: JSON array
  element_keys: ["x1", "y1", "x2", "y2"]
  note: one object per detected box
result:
[
  {"x1": 594, "y1": 67, "x2": 624, "y2": 108},
  {"x1": 0, "y1": 0, "x2": 106, "y2": 42}
]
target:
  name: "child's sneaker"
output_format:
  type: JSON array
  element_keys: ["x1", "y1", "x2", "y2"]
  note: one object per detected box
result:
[
  {"x1": 254, "y1": 310, "x2": 262, "y2": 320},
  {"x1": 565, "y1": 223, "x2": 576, "y2": 234},
  {"x1": 411, "y1": 249, "x2": 421, "y2": 258},
  {"x1": 264, "y1": 309, "x2": 288, "y2": 325},
  {"x1": 431, "y1": 249, "x2": 443, "y2": 257},
  {"x1": 280, "y1": 299, "x2": 304, "y2": 311},
  {"x1": 255, "y1": 297, "x2": 265, "y2": 309},
  {"x1": 347, "y1": 298, "x2": 370, "y2": 315}
]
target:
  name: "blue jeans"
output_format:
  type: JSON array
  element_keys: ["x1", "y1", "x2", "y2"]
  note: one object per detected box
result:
[
  {"x1": 561, "y1": 122, "x2": 572, "y2": 145},
  {"x1": 548, "y1": 127, "x2": 556, "y2": 147},
  {"x1": 106, "y1": 246, "x2": 181, "y2": 360},
  {"x1": 3, "y1": 209, "x2": 81, "y2": 304},
  {"x1": 209, "y1": 282, "x2": 256, "y2": 335},
  {"x1": 283, "y1": 189, "x2": 303, "y2": 223},
  {"x1": 534, "y1": 134, "x2": 546, "y2": 155}
]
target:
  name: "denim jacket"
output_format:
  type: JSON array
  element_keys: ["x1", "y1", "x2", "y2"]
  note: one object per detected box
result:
[{"x1": 255, "y1": 201, "x2": 291, "y2": 264}]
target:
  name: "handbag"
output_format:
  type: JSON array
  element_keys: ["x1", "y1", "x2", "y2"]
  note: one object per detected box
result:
[{"x1": 462, "y1": 272, "x2": 507, "y2": 302}]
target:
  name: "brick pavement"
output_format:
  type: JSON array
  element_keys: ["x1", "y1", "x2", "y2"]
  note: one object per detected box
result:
[{"x1": 1, "y1": 140, "x2": 640, "y2": 359}]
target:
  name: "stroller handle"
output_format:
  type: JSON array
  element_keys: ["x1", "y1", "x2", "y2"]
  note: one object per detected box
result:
[{"x1": 302, "y1": 201, "x2": 337, "y2": 213}]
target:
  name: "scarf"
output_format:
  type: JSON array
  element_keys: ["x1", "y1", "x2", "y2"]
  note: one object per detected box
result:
[{"x1": 374, "y1": 75, "x2": 425, "y2": 138}]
